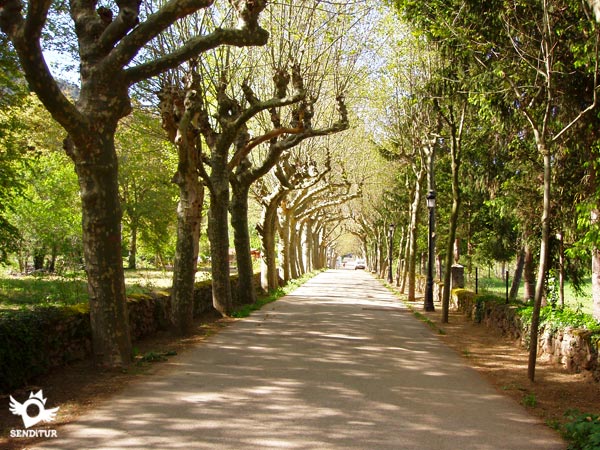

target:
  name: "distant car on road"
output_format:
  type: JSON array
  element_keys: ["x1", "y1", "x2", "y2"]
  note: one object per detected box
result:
[{"x1": 354, "y1": 259, "x2": 366, "y2": 270}]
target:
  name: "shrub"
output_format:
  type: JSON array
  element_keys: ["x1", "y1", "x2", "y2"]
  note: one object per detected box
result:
[
  {"x1": 563, "y1": 410, "x2": 600, "y2": 450},
  {"x1": 517, "y1": 304, "x2": 600, "y2": 333}
]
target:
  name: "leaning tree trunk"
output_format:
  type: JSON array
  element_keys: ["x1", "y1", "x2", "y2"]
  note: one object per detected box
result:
[
  {"x1": 509, "y1": 248, "x2": 525, "y2": 302},
  {"x1": 73, "y1": 140, "x2": 132, "y2": 367},
  {"x1": 208, "y1": 175, "x2": 233, "y2": 315},
  {"x1": 171, "y1": 167, "x2": 203, "y2": 334},
  {"x1": 230, "y1": 183, "x2": 257, "y2": 305},
  {"x1": 259, "y1": 196, "x2": 283, "y2": 291}
]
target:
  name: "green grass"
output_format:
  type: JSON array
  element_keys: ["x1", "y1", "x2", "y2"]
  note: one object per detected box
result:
[
  {"x1": 0, "y1": 268, "x2": 198, "y2": 310},
  {"x1": 382, "y1": 282, "x2": 446, "y2": 335},
  {"x1": 522, "y1": 392, "x2": 538, "y2": 408},
  {"x1": 0, "y1": 266, "x2": 315, "y2": 312},
  {"x1": 0, "y1": 273, "x2": 89, "y2": 308},
  {"x1": 465, "y1": 274, "x2": 593, "y2": 315}
]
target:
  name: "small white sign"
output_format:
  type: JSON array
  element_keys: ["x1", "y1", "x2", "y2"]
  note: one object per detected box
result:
[{"x1": 9, "y1": 390, "x2": 59, "y2": 439}]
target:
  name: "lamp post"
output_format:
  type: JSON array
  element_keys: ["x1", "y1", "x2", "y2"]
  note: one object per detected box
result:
[
  {"x1": 387, "y1": 223, "x2": 395, "y2": 284},
  {"x1": 424, "y1": 191, "x2": 436, "y2": 311}
]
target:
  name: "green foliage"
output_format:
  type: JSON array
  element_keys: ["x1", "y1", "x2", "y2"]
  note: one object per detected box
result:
[
  {"x1": 473, "y1": 293, "x2": 505, "y2": 322},
  {"x1": 517, "y1": 304, "x2": 600, "y2": 333},
  {"x1": 0, "y1": 36, "x2": 27, "y2": 108},
  {"x1": 116, "y1": 108, "x2": 178, "y2": 267},
  {"x1": 563, "y1": 410, "x2": 600, "y2": 450},
  {"x1": 472, "y1": 200, "x2": 518, "y2": 265},
  {"x1": 3, "y1": 93, "x2": 82, "y2": 271},
  {"x1": 0, "y1": 273, "x2": 89, "y2": 308},
  {"x1": 0, "y1": 84, "x2": 31, "y2": 258},
  {"x1": 0, "y1": 305, "x2": 91, "y2": 393}
]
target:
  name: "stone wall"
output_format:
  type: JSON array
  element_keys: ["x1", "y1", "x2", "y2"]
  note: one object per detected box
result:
[
  {"x1": 452, "y1": 289, "x2": 600, "y2": 380},
  {"x1": 0, "y1": 272, "x2": 262, "y2": 393}
]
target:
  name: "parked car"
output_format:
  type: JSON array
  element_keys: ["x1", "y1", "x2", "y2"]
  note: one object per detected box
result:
[{"x1": 354, "y1": 259, "x2": 366, "y2": 270}]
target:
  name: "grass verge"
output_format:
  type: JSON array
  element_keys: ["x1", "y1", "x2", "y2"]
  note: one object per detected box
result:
[{"x1": 382, "y1": 281, "x2": 446, "y2": 335}]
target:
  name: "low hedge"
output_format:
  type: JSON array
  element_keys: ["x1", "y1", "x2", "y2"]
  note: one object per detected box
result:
[{"x1": 0, "y1": 272, "x2": 261, "y2": 393}]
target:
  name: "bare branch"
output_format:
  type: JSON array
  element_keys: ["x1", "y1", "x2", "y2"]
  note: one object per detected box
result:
[{"x1": 125, "y1": 26, "x2": 269, "y2": 84}]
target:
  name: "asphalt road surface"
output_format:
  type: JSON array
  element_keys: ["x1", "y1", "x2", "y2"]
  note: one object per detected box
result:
[{"x1": 33, "y1": 269, "x2": 565, "y2": 449}]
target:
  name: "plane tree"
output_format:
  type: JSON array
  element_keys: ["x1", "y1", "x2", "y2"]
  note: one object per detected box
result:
[
  {"x1": 229, "y1": 0, "x2": 367, "y2": 302},
  {"x1": 0, "y1": 0, "x2": 271, "y2": 365}
]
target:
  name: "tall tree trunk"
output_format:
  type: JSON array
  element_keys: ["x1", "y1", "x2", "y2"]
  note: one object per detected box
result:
[
  {"x1": 395, "y1": 226, "x2": 405, "y2": 286},
  {"x1": 407, "y1": 172, "x2": 424, "y2": 301},
  {"x1": 33, "y1": 250, "x2": 45, "y2": 271},
  {"x1": 208, "y1": 176, "x2": 232, "y2": 315},
  {"x1": 171, "y1": 168, "x2": 203, "y2": 334},
  {"x1": 296, "y1": 221, "x2": 306, "y2": 276},
  {"x1": 523, "y1": 243, "x2": 536, "y2": 301},
  {"x1": 441, "y1": 152, "x2": 461, "y2": 323},
  {"x1": 278, "y1": 208, "x2": 291, "y2": 282},
  {"x1": 379, "y1": 231, "x2": 388, "y2": 280},
  {"x1": 311, "y1": 223, "x2": 321, "y2": 270},
  {"x1": 528, "y1": 149, "x2": 552, "y2": 382},
  {"x1": 74, "y1": 150, "x2": 132, "y2": 367},
  {"x1": 128, "y1": 223, "x2": 137, "y2": 270},
  {"x1": 289, "y1": 215, "x2": 300, "y2": 279},
  {"x1": 161, "y1": 84, "x2": 206, "y2": 333},
  {"x1": 48, "y1": 245, "x2": 57, "y2": 273},
  {"x1": 259, "y1": 195, "x2": 283, "y2": 291},
  {"x1": 400, "y1": 232, "x2": 410, "y2": 293},
  {"x1": 362, "y1": 239, "x2": 369, "y2": 271},
  {"x1": 230, "y1": 183, "x2": 257, "y2": 305},
  {"x1": 373, "y1": 240, "x2": 379, "y2": 274},
  {"x1": 302, "y1": 219, "x2": 313, "y2": 273}
]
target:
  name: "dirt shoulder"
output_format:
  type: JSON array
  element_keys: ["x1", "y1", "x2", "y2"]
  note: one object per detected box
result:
[{"x1": 407, "y1": 297, "x2": 600, "y2": 430}]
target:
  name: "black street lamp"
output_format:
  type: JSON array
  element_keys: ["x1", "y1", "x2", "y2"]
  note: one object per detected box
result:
[
  {"x1": 424, "y1": 191, "x2": 436, "y2": 311},
  {"x1": 387, "y1": 223, "x2": 395, "y2": 284}
]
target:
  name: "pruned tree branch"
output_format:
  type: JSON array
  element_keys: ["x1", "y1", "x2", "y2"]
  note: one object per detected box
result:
[{"x1": 125, "y1": 26, "x2": 269, "y2": 84}]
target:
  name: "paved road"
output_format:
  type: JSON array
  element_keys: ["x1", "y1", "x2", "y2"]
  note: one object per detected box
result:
[{"x1": 34, "y1": 270, "x2": 564, "y2": 449}]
